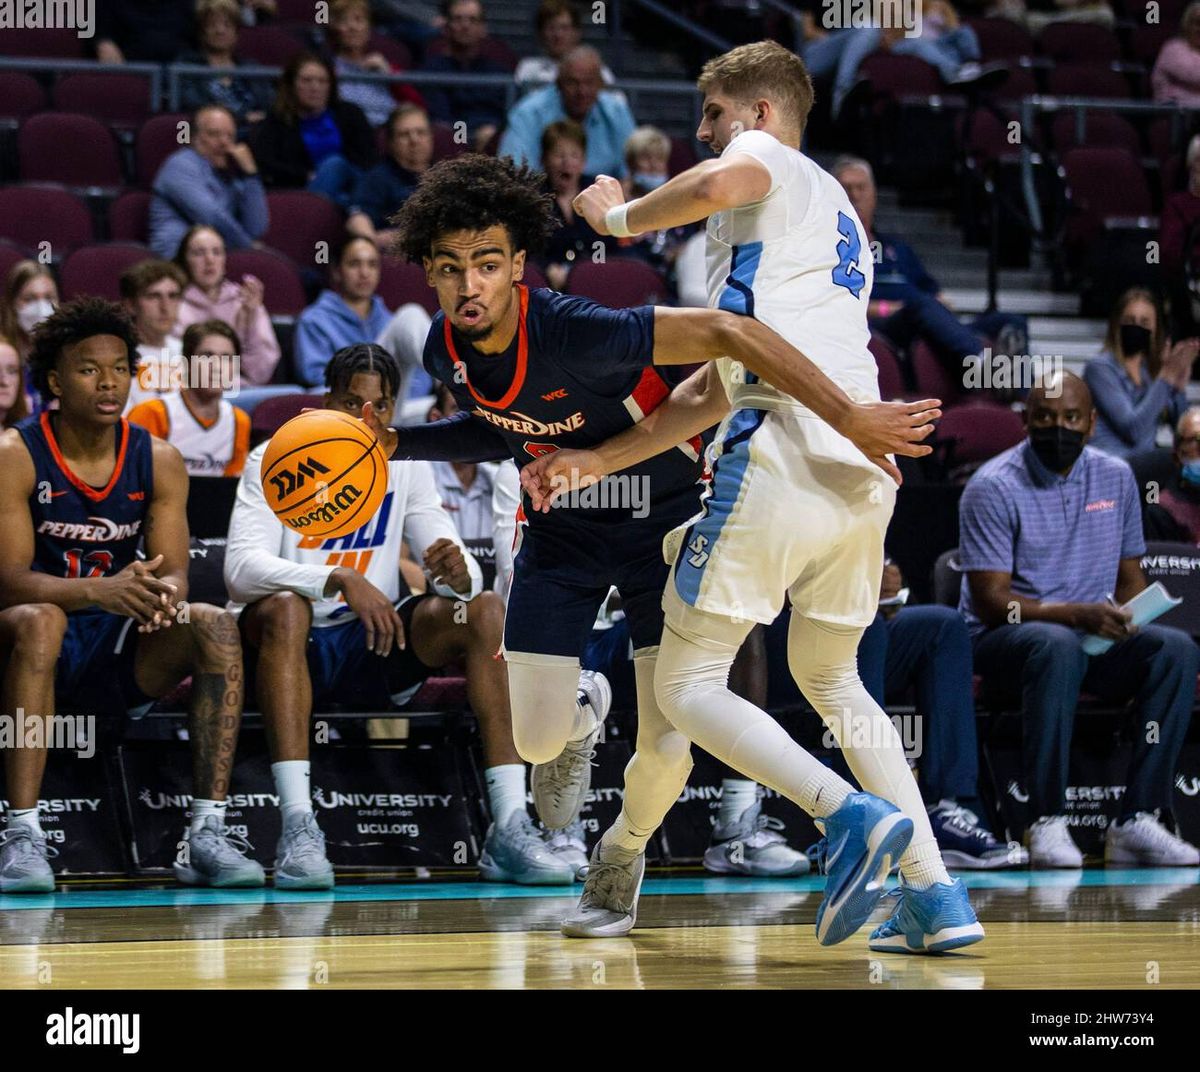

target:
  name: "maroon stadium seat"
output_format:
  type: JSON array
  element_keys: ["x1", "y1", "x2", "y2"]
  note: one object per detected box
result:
[
  {"x1": 377, "y1": 257, "x2": 438, "y2": 315},
  {"x1": 19, "y1": 113, "x2": 123, "y2": 187},
  {"x1": 1060, "y1": 145, "x2": 1154, "y2": 252},
  {"x1": 135, "y1": 113, "x2": 189, "y2": 188},
  {"x1": 860, "y1": 53, "x2": 941, "y2": 112},
  {"x1": 935, "y1": 402, "x2": 1025, "y2": 465},
  {"x1": 0, "y1": 185, "x2": 94, "y2": 255},
  {"x1": 0, "y1": 72, "x2": 47, "y2": 120},
  {"x1": 966, "y1": 17, "x2": 1035, "y2": 62},
  {"x1": 108, "y1": 189, "x2": 152, "y2": 243},
  {"x1": 1038, "y1": 22, "x2": 1121, "y2": 65},
  {"x1": 273, "y1": 0, "x2": 318, "y2": 18},
  {"x1": 251, "y1": 392, "x2": 324, "y2": 440},
  {"x1": 237, "y1": 26, "x2": 307, "y2": 66},
  {"x1": 991, "y1": 63, "x2": 1038, "y2": 102},
  {"x1": 911, "y1": 338, "x2": 962, "y2": 406},
  {"x1": 0, "y1": 238, "x2": 29, "y2": 283},
  {"x1": 0, "y1": 28, "x2": 84, "y2": 58},
  {"x1": 1130, "y1": 23, "x2": 1172, "y2": 67},
  {"x1": 669, "y1": 136, "x2": 699, "y2": 177},
  {"x1": 1046, "y1": 65, "x2": 1130, "y2": 100},
  {"x1": 53, "y1": 72, "x2": 153, "y2": 129},
  {"x1": 957, "y1": 106, "x2": 1021, "y2": 164},
  {"x1": 565, "y1": 257, "x2": 666, "y2": 308},
  {"x1": 60, "y1": 243, "x2": 154, "y2": 302},
  {"x1": 1051, "y1": 111, "x2": 1141, "y2": 157},
  {"x1": 263, "y1": 191, "x2": 345, "y2": 266},
  {"x1": 431, "y1": 122, "x2": 469, "y2": 162},
  {"x1": 870, "y1": 334, "x2": 906, "y2": 401},
  {"x1": 226, "y1": 248, "x2": 307, "y2": 317}
]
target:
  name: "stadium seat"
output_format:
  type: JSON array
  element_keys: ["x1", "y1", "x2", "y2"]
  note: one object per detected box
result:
[
  {"x1": 272, "y1": 0, "x2": 320, "y2": 19},
  {"x1": 378, "y1": 258, "x2": 438, "y2": 315},
  {"x1": 0, "y1": 72, "x2": 47, "y2": 120},
  {"x1": 108, "y1": 189, "x2": 152, "y2": 243},
  {"x1": 934, "y1": 401, "x2": 1025, "y2": 467},
  {"x1": 263, "y1": 191, "x2": 345, "y2": 266},
  {"x1": 0, "y1": 238, "x2": 29, "y2": 282},
  {"x1": 1038, "y1": 22, "x2": 1122, "y2": 65},
  {"x1": 565, "y1": 257, "x2": 667, "y2": 307},
  {"x1": 0, "y1": 27, "x2": 84, "y2": 58},
  {"x1": 60, "y1": 243, "x2": 154, "y2": 302},
  {"x1": 18, "y1": 113, "x2": 123, "y2": 188},
  {"x1": 991, "y1": 63, "x2": 1038, "y2": 102},
  {"x1": 1046, "y1": 65, "x2": 1130, "y2": 100},
  {"x1": 226, "y1": 248, "x2": 307, "y2": 317},
  {"x1": 430, "y1": 122, "x2": 469, "y2": 162},
  {"x1": 250, "y1": 392, "x2": 324, "y2": 441},
  {"x1": 1050, "y1": 111, "x2": 1142, "y2": 157},
  {"x1": 0, "y1": 185, "x2": 94, "y2": 255},
  {"x1": 911, "y1": 338, "x2": 962, "y2": 406},
  {"x1": 869, "y1": 334, "x2": 907, "y2": 400},
  {"x1": 1129, "y1": 23, "x2": 1172, "y2": 67},
  {"x1": 135, "y1": 113, "x2": 189, "y2": 188},
  {"x1": 237, "y1": 25, "x2": 307, "y2": 66},
  {"x1": 860, "y1": 53, "x2": 942, "y2": 111},
  {"x1": 957, "y1": 106, "x2": 1021, "y2": 165},
  {"x1": 1060, "y1": 145, "x2": 1154, "y2": 252},
  {"x1": 52, "y1": 72, "x2": 154, "y2": 128},
  {"x1": 669, "y1": 136, "x2": 699, "y2": 177},
  {"x1": 966, "y1": 17, "x2": 1035, "y2": 62}
]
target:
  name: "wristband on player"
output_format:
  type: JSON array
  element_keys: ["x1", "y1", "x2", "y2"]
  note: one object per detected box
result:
[{"x1": 605, "y1": 198, "x2": 641, "y2": 238}]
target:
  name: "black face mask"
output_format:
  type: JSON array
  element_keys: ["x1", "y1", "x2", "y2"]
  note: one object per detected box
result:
[
  {"x1": 1119, "y1": 323, "x2": 1152, "y2": 356},
  {"x1": 1029, "y1": 425, "x2": 1086, "y2": 472}
]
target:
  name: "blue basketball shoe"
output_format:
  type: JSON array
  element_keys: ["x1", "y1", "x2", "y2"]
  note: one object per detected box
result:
[
  {"x1": 868, "y1": 878, "x2": 985, "y2": 954},
  {"x1": 814, "y1": 792, "x2": 913, "y2": 947}
]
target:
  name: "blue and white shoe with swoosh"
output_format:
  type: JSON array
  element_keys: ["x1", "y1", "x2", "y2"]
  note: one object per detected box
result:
[
  {"x1": 868, "y1": 878, "x2": 985, "y2": 953},
  {"x1": 814, "y1": 792, "x2": 913, "y2": 947}
]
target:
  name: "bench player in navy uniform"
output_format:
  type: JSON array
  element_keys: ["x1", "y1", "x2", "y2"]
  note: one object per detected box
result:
[
  {"x1": 359, "y1": 154, "x2": 939, "y2": 939},
  {"x1": 0, "y1": 298, "x2": 263, "y2": 893}
]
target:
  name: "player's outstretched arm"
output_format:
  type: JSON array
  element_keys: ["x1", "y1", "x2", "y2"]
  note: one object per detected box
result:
[
  {"x1": 521, "y1": 364, "x2": 728, "y2": 512},
  {"x1": 360, "y1": 403, "x2": 512, "y2": 465},
  {"x1": 652, "y1": 307, "x2": 941, "y2": 484}
]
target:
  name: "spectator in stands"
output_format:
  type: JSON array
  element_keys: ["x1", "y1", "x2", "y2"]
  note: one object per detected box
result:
[
  {"x1": 95, "y1": 0, "x2": 195, "y2": 64},
  {"x1": 834, "y1": 155, "x2": 1029, "y2": 387},
  {"x1": 150, "y1": 104, "x2": 269, "y2": 261},
  {"x1": 376, "y1": 303, "x2": 436, "y2": 406},
  {"x1": 0, "y1": 336, "x2": 31, "y2": 430},
  {"x1": 1084, "y1": 287, "x2": 1197, "y2": 460},
  {"x1": 295, "y1": 235, "x2": 392, "y2": 385},
  {"x1": 857, "y1": 559, "x2": 1028, "y2": 868},
  {"x1": 249, "y1": 52, "x2": 377, "y2": 205},
  {"x1": 1153, "y1": 1, "x2": 1200, "y2": 105},
  {"x1": 0, "y1": 262, "x2": 57, "y2": 371},
  {"x1": 500, "y1": 46, "x2": 637, "y2": 179},
  {"x1": 1161, "y1": 135, "x2": 1200, "y2": 336},
  {"x1": 347, "y1": 105, "x2": 434, "y2": 246},
  {"x1": 174, "y1": 225, "x2": 281, "y2": 386},
  {"x1": 1140, "y1": 406, "x2": 1200, "y2": 541},
  {"x1": 515, "y1": 0, "x2": 617, "y2": 90},
  {"x1": 537, "y1": 120, "x2": 616, "y2": 290},
  {"x1": 419, "y1": 0, "x2": 511, "y2": 151},
  {"x1": 327, "y1": 0, "x2": 426, "y2": 128},
  {"x1": 129, "y1": 319, "x2": 251, "y2": 477},
  {"x1": 179, "y1": 0, "x2": 272, "y2": 129},
  {"x1": 119, "y1": 260, "x2": 187, "y2": 414},
  {"x1": 225, "y1": 342, "x2": 575, "y2": 886},
  {"x1": 960, "y1": 371, "x2": 1200, "y2": 868}
]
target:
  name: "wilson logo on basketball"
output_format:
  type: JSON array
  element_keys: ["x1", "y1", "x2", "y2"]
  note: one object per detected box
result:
[
  {"x1": 268, "y1": 456, "x2": 332, "y2": 500},
  {"x1": 285, "y1": 484, "x2": 364, "y2": 530}
]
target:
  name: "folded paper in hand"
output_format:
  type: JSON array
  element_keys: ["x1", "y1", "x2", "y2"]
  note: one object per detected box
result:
[{"x1": 1080, "y1": 582, "x2": 1182, "y2": 656}]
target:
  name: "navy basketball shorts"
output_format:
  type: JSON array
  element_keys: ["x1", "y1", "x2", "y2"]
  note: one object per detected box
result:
[{"x1": 57, "y1": 610, "x2": 157, "y2": 717}]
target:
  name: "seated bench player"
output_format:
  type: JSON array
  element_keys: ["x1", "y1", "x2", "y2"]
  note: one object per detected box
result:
[
  {"x1": 224, "y1": 343, "x2": 590, "y2": 887},
  {"x1": 128, "y1": 319, "x2": 251, "y2": 477},
  {"x1": 0, "y1": 298, "x2": 263, "y2": 893}
]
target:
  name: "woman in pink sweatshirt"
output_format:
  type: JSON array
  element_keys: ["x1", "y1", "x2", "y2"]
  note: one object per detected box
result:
[
  {"x1": 174, "y1": 224, "x2": 281, "y2": 384},
  {"x1": 1152, "y1": 3, "x2": 1200, "y2": 106}
]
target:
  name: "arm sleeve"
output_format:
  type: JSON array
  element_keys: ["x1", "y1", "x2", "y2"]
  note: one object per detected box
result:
[
  {"x1": 720, "y1": 129, "x2": 798, "y2": 200},
  {"x1": 957, "y1": 474, "x2": 1016, "y2": 574},
  {"x1": 153, "y1": 154, "x2": 255, "y2": 249},
  {"x1": 223, "y1": 453, "x2": 337, "y2": 604},
  {"x1": 1119, "y1": 463, "x2": 1148, "y2": 559},
  {"x1": 400, "y1": 461, "x2": 484, "y2": 600},
  {"x1": 491, "y1": 459, "x2": 520, "y2": 596},
  {"x1": 1084, "y1": 356, "x2": 1175, "y2": 448},
  {"x1": 550, "y1": 294, "x2": 656, "y2": 376},
  {"x1": 392, "y1": 411, "x2": 513, "y2": 463}
]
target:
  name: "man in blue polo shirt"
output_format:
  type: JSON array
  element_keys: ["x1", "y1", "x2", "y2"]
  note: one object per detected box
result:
[{"x1": 959, "y1": 372, "x2": 1199, "y2": 869}]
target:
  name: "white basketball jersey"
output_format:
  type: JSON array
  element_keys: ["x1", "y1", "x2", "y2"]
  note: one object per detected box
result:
[
  {"x1": 160, "y1": 392, "x2": 244, "y2": 476},
  {"x1": 705, "y1": 129, "x2": 879, "y2": 411}
]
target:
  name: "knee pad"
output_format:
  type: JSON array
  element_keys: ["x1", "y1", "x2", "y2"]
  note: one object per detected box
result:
[{"x1": 504, "y1": 651, "x2": 580, "y2": 765}]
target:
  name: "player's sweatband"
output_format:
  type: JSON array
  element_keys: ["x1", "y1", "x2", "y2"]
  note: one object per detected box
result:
[
  {"x1": 389, "y1": 412, "x2": 512, "y2": 463},
  {"x1": 605, "y1": 198, "x2": 642, "y2": 238}
]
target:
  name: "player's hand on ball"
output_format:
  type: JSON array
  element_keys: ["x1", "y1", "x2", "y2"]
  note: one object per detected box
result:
[
  {"x1": 424, "y1": 538, "x2": 472, "y2": 596},
  {"x1": 335, "y1": 568, "x2": 405, "y2": 654},
  {"x1": 359, "y1": 400, "x2": 398, "y2": 460},
  {"x1": 572, "y1": 176, "x2": 625, "y2": 236},
  {"x1": 842, "y1": 398, "x2": 941, "y2": 485},
  {"x1": 520, "y1": 448, "x2": 606, "y2": 513}
]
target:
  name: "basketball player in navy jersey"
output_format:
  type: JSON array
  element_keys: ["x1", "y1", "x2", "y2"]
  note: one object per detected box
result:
[
  {"x1": 0, "y1": 298, "x2": 263, "y2": 892},
  {"x1": 360, "y1": 154, "x2": 940, "y2": 940}
]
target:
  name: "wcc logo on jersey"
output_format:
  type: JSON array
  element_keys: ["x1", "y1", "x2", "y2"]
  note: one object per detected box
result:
[{"x1": 268, "y1": 456, "x2": 331, "y2": 501}]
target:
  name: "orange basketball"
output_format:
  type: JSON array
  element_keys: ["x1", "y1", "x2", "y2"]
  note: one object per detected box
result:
[{"x1": 261, "y1": 409, "x2": 389, "y2": 539}]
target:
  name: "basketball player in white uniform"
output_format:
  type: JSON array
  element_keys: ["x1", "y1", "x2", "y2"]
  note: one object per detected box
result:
[{"x1": 523, "y1": 41, "x2": 983, "y2": 952}]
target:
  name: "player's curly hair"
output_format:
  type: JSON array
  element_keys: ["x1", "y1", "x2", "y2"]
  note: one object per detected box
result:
[
  {"x1": 389, "y1": 154, "x2": 557, "y2": 263},
  {"x1": 28, "y1": 297, "x2": 141, "y2": 401}
]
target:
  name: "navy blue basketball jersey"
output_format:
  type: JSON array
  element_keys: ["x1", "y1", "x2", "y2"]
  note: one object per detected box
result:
[
  {"x1": 424, "y1": 285, "x2": 704, "y2": 523},
  {"x1": 17, "y1": 412, "x2": 154, "y2": 580}
]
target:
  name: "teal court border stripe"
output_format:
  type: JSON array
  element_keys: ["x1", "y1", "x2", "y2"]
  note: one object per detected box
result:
[{"x1": 1, "y1": 868, "x2": 1196, "y2": 912}]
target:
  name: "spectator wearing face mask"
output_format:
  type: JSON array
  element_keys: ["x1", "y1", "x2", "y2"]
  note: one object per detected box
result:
[
  {"x1": 0, "y1": 261, "x2": 58, "y2": 410},
  {"x1": 1083, "y1": 288, "x2": 1198, "y2": 461},
  {"x1": 1141, "y1": 406, "x2": 1200, "y2": 541},
  {"x1": 0, "y1": 336, "x2": 33, "y2": 429}
]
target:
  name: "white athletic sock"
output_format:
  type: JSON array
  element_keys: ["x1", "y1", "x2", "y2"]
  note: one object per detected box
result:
[
  {"x1": 602, "y1": 808, "x2": 657, "y2": 856},
  {"x1": 568, "y1": 692, "x2": 599, "y2": 743},
  {"x1": 485, "y1": 764, "x2": 527, "y2": 825},
  {"x1": 718, "y1": 778, "x2": 759, "y2": 826},
  {"x1": 190, "y1": 798, "x2": 228, "y2": 834},
  {"x1": 6, "y1": 807, "x2": 42, "y2": 835},
  {"x1": 272, "y1": 760, "x2": 313, "y2": 823},
  {"x1": 899, "y1": 839, "x2": 952, "y2": 890}
]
